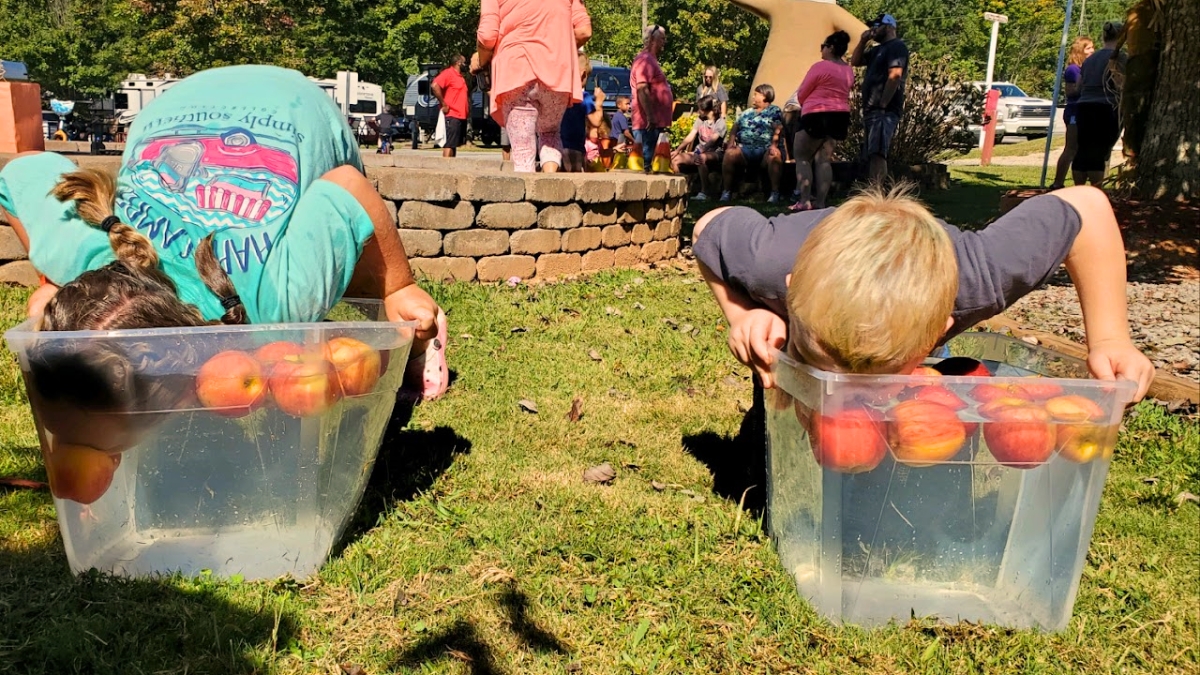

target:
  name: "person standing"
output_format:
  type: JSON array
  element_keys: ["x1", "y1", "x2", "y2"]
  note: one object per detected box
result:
[
  {"x1": 1072, "y1": 22, "x2": 1126, "y2": 187},
  {"x1": 1050, "y1": 37, "x2": 1095, "y2": 188},
  {"x1": 850, "y1": 13, "x2": 908, "y2": 184},
  {"x1": 630, "y1": 24, "x2": 674, "y2": 170},
  {"x1": 697, "y1": 65, "x2": 729, "y2": 119},
  {"x1": 432, "y1": 56, "x2": 470, "y2": 158},
  {"x1": 789, "y1": 30, "x2": 854, "y2": 212},
  {"x1": 471, "y1": 0, "x2": 592, "y2": 173}
]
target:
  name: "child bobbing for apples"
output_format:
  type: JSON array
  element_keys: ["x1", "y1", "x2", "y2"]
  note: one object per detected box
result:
[
  {"x1": 0, "y1": 65, "x2": 450, "y2": 462},
  {"x1": 692, "y1": 185, "x2": 1155, "y2": 401}
]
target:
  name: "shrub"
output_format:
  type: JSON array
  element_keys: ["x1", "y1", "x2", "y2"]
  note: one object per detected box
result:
[
  {"x1": 836, "y1": 55, "x2": 983, "y2": 167},
  {"x1": 669, "y1": 113, "x2": 696, "y2": 147}
]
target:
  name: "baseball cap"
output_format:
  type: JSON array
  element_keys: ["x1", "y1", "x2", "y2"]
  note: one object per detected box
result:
[{"x1": 870, "y1": 13, "x2": 898, "y2": 28}]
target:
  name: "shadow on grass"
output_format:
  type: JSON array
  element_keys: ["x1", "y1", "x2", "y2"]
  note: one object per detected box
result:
[
  {"x1": 682, "y1": 383, "x2": 768, "y2": 517},
  {"x1": 335, "y1": 388, "x2": 474, "y2": 555},
  {"x1": 0, "y1": 541, "x2": 295, "y2": 674},
  {"x1": 387, "y1": 584, "x2": 569, "y2": 675}
]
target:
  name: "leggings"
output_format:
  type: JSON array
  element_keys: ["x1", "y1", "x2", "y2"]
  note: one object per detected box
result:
[{"x1": 500, "y1": 80, "x2": 571, "y2": 173}]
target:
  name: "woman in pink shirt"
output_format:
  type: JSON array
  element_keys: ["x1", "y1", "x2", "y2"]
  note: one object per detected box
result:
[
  {"x1": 471, "y1": 0, "x2": 592, "y2": 173},
  {"x1": 789, "y1": 30, "x2": 854, "y2": 212}
]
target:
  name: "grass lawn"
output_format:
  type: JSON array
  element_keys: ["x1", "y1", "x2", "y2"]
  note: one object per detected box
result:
[
  {"x1": 954, "y1": 136, "x2": 1066, "y2": 161},
  {"x1": 2, "y1": 171, "x2": 1197, "y2": 674}
]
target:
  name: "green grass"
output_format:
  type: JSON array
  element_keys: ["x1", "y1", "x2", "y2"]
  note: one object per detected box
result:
[
  {"x1": 0, "y1": 268, "x2": 1197, "y2": 674},
  {"x1": 954, "y1": 136, "x2": 1066, "y2": 161}
]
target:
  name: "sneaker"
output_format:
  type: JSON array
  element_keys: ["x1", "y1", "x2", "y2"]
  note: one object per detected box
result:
[
  {"x1": 767, "y1": 191, "x2": 780, "y2": 204},
  {"x1": 719, "y1": 191, "x2": 732, "y2": 202},
  {"x1": 693, "y1": 192, "x2": 708, "y2": 201},
  {"x1": 402, "y1": 308, "x2": 449, "y2": 401}
]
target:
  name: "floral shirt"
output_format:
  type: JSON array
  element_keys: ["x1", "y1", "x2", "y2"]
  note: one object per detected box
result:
[{"x1": 735, "y1": 105, "x2": 783, "y2": 151}]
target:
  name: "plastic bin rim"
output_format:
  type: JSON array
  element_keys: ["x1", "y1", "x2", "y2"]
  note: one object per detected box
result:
[
  {"x1": 5, "y1": 302, "x2": 416, "y2": 341},
  {"x1": 772, "y1": 350, "x2": 1138, "y2": 398}
]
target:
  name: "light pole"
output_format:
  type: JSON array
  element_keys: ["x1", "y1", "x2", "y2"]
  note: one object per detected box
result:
[
  {"x1": 980, "y1": 11, "x2": 1009, "y2": 147},
  {"x1": 1041, "y1": 0, "x2": 1076, "y2": 187}
]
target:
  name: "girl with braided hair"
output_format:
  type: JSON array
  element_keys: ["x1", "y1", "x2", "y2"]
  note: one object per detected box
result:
[{"x1": 0, "y1": 65, "x2": 448, "y2": 404}]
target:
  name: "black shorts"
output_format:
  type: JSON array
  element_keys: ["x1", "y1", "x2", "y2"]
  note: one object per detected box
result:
[
  {"x1": 799, "y1": 111, "x2": 850, "y2": 141},
  {"x1": 444, "y1": 116, "x2": 466, "y2": 149},
  {"x1": 1072, "y1": 103, "x2": 1120, "y2": 173}
]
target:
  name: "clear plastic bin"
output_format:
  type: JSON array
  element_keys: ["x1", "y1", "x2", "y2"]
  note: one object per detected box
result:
[
  {"x1": 767, "y1": 332, "x2": 1136, "y2": 630},
  {"x1": 5, "y1": 300, "x2": 414, "y2": 580}
]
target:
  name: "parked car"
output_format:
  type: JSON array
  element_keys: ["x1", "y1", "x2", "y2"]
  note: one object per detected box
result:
[
  {"x1": 587, "y1": 61, "x2": 631, "y2": 114},
  {"x1": 970, "y1": 81, "x2": 1054, "y2": 139}
]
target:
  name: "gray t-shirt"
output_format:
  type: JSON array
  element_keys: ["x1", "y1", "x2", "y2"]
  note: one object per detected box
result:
[
  {"x1": 697, "y1": 83, "x2": 729, "y2": 106},
  {"x1": 861, "y1": 38, "x2": 909, "y2": 114},
  {"x1": 692, "y1": 194, "x2": 1082, "y2": 339},
  {"x1": 1078, "y1": 48, "x2": 1127, "y2": 106}
]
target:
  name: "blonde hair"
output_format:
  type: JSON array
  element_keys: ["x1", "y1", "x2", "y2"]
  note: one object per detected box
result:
[
  {"x1": 786, "y1": 185, "x2": 957, "y2": 374},
  {"x1": 1068, "y1": 37, "x2": 1094, "y2": 66}
]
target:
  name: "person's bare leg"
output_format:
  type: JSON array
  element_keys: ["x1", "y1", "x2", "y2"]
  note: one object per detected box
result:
[
  {"x1": 869, "y1": 154, "x2": 887, "y2": 185},
  {"x1": 697, "y1": 155, "x2": 713, "y2": 195},
  {"x1": 1052, "y1": 124, "x2": 1078, "y2": 187},
  {"x1": 793, "y1": 130, "x2": 819, "y2": 207},
  {"x1": 723, "y1": 148, "x2": 744, "y2": 194},
  {"x1": 1086, "y1": 169, "x2": 1105, "y2": 186},
  {"x1": 813, "y1": 141, "x2": 834, "y2": 209}
]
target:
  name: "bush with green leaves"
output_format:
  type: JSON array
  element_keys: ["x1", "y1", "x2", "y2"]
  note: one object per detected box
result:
[{"x1": 836, "y1": 55, "x2": 984, "y2": 166}]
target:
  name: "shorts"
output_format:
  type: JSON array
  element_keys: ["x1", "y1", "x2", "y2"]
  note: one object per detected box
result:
[
  {"x1": 741, "y1": 146, "x2": 769, "y2": 165},
  {"x1": 800, "y1": 111, "x2": 850, "y2": 141},
  {"x1": 1063, "y1": 103, "x2": 1078, "y2": 126},
  {"x1": 1072, "y1": 103, "x2": 1120, "y2": 173},
  {"x1": 444, "y1": 116, "x2": 466, "y2": 149},
  {"x1": 863, "y1": 109, "x2": 900, "y2": 158}
]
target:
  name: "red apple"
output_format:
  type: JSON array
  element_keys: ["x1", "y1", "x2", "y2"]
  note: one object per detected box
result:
[
  {"x1": 810, "y1": 406, "x2": 887, "y2": 474},
  {"x1": 195, "y1": 350, "x2": 268, "y2": 417},
  {"x1": 1012, "y1": 378, "x2": 1065, "y2": 401},
  {"x1": 911, "y1": 366, "x2": 943, "y2": 378},
  {"x1": 970, "y1": 383, "x2": 1033, "y2": 404},
  {"x1": 45, "y1": 441, "x2": 121, "y2": 504},
  {"x1": 1045, "y1": 395, "x2": 1106, "y2": 423},
  {"x1": 254, "y1": 341, "x2": 306, "y2": 368},
  {"x1": 934, "y1": 357, "x2": 992, "y2": 377},
  {"x1": 909, "y1": 385, "x2": 978, "y2": 437},
  {"x1": 981, "y1": 401, "x2": 1056, "y2": 469},
  {"x1": 268, "y1": 354, "x2": 340, "y2": 417},
  {"x1": 325, "y1": 337, "x2": 382, "y2": 396},
  {"x1": 888, "y1": 399, "x2": 968, "y2": 467}
]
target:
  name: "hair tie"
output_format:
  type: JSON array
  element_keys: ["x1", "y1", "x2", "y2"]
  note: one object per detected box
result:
[
  {"x1": 220, "y1": 295, "x2": 242, "y2": 311},
  {"x1": 100, "y1": 215, "x2": 121, "y2": 232}
]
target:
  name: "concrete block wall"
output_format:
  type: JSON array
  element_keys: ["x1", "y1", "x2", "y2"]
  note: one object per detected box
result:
[{"x1": 0, "y1": 154, "x2": 688, "y2": 286}]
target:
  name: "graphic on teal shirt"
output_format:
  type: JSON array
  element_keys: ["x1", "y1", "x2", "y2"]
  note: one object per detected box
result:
[{"x1": 118, "y1": 122, "x2": 301, "y2": 276}]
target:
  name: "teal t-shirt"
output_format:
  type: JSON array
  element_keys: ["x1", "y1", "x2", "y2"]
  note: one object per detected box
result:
[{"x1": 0, "y1": 65, "x2": 375, "y2": 323}]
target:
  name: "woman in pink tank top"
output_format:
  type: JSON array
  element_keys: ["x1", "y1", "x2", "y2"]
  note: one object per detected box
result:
[
  {"x1": 472, "y1": 0, "x2": 592, "y2": 173},
  {"x1": 789, "y1": 30, "x2": 854, "y2": 212}
]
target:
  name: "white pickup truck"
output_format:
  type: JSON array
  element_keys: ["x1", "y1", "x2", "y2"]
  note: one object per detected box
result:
[{"x1": 971, "y1": 81, "x2": 1055, "y2": 140}]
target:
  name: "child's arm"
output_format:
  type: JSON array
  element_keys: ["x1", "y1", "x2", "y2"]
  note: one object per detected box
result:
[
  {"x1": 694, "y1": 209, "x2": 787, "y2": 387},
  {"x1": 323, "y1": 167, "x2": 439, "y2": 340},
  {"x1": 1052, "y1": 186, "x2": 1155, "y2": 400}
]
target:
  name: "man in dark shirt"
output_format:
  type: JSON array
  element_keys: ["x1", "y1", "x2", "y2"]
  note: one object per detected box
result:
[
  {"x1": 374, "y1": 108, "x2": 397, "y2": 154},
  {"x1": 850, "y1": 13, "x2": 908, "y2": 184}
]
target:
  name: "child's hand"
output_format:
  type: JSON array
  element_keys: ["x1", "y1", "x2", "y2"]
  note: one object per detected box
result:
[
  {"x1": 1086, "y1": 338, "x2": 1155, "y2": 402},
  {"x1": 28, "y1": 281, "x2": 59, "y2": 319},
  {"x1": 727, "y1": 308, "x2": 787, "y2": 388},
  {"x1": 384, "y1": 283, "x2": 440, "y2": 341}
]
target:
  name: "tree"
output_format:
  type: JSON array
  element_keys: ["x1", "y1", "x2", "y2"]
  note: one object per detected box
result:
[{"x1": 1124, "y1": 0, "x2": 1198, "y2": 201}]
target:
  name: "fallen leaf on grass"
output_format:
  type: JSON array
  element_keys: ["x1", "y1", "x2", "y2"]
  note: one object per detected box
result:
[
  {"x1": 588, "y1": 349, "x2": 603, "y2": 361},
  {"x1": 623, "y1": 462, "x2": 641, "y2": 470},
  {"x1": 1021, "y1": 336, "x2": 1040, "y2": 345},
  {"x1": 633, "y1": 277, "x2": 645, "y2": 285},
  {"x1": 511, "y1": 326, "x2": 528, "y2": 333},
  {"x1": 583, "y1": 463, "x2": 616, "y2": 484},
  {"x1": 680, "y1": 323, "x2": 694, "y2": 334},
  {"x1": 613, "y1": 290, "x2": 626, "y2": 299},
  {"x1": 567, "y1": 396, "x2": 584, "y2": 423},
  {"x1": 1176, "y1": 491, "x2": 1199, "y2": 506},
  {"x1": 561, "y1": 307, "x2": 581, "y2": 317},
  {"x1": 340, "y1": 665, "x2": 367, "y2": 675},
  {"x1": 0, "y1": 478, "x2": 48, "y2": 490},
  {"x1": 605, "y1": 306, "x2": 622, "y2": 316},
  {"x1": 477, "y1": 567, "x2": 516, "y2": 585},
  {"x1": 1142, "y1": 476, "x2": 1159, "y2": 485},
  {"x1": 518, "y1": 399, "x2": 539, "y2": 414},
  {"x1": 651, "y1": 480, "x2": 666, "y2": 491},
  {"x1": 662, "y1": 317, "x2": 679, "y2": 328},
  {"x1": 633, "y1": 302, "x2": 646, "y2": 310},
  {"x1": 447, "y1": 648, "x2": 474, "y2": 664},
  {"x1": 566, "y1": 663, "x2": 583, "y2": 673},
  {"x1": 679, "y1": 489, "x2": 696, "y2": 497},
  {"x1": 459, "y1": 333, "x2": 474, "y2": 340}
]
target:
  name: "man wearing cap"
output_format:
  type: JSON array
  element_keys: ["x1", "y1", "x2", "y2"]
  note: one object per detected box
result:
[{"x1": 851, "y1": 13, "x2": 908, "y2": 183}]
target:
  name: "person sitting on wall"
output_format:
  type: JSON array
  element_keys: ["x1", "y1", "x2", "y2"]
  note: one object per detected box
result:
[{"x1": 719, "y1": 84, "x2": 784, "y2": 204}]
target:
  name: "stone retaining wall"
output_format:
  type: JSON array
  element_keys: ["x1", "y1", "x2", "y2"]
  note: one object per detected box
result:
[{"x1": 0, "y1": 154, "x2": 688, "y2": 286}]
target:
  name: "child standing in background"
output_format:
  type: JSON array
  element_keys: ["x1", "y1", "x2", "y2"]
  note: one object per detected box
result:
[{"x1": 560, "y1": 52, "x2": 606, "y2": 172}]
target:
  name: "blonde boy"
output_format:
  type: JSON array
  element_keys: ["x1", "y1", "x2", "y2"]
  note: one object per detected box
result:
[{"x1": 692, "y1": 186, "x2": 1154, "y2": 401}]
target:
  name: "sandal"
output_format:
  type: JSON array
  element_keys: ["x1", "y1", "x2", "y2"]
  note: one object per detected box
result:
[
  {"x1": 402, "y1": 308, "x2": 449, "y2": 401},
  {"x1": 787, "y1": 200, "x2": 813, "y2": 213}
]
